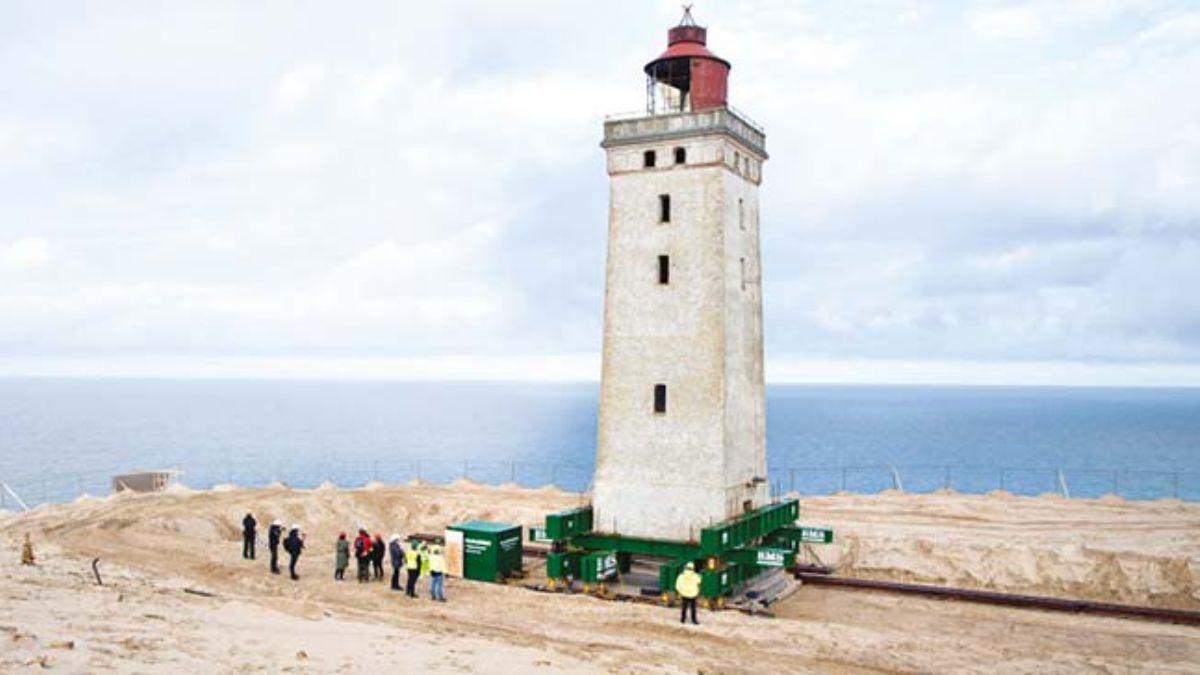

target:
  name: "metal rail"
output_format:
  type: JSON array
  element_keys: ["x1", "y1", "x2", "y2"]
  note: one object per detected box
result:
[{"x1": 795, "y1": 573, "x2": 1200, "y2": 626}]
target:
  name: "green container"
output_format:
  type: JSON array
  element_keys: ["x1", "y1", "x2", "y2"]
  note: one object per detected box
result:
[
  {"x1": 580, "y1": 550, "x2": 618, "y2": 584},
  {"x1": 545, "y1": 506, "x2": 593, "y2": 541},
  {"x1": 448, "y1": 520, "x2": 523, "y2": 582},
  {"x1": 547, "y1": 551, "x2": 580, "y2": 579}
]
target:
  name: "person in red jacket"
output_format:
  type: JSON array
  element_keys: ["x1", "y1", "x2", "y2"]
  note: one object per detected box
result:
[{"x1": 353, "y1": 529, "x2": 372, "y2": 583}]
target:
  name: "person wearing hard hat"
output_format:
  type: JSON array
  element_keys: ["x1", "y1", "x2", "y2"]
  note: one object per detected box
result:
[
  {"x1": 674, "y1": 561, "x2": 702, "y2": 625},
  {"x1": 428, "y1": 543, "x2": 446, "y2": 602},
  {"x1": 267, "y1": 520, "x2": 283, "y2": 575},
  {"x1": 403, "y1": 540, "x2": 422, "y2": 598}
]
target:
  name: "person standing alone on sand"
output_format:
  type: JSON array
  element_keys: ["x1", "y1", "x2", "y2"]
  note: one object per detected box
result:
[
  {"x1": 371, "y1": 534, "x2": 386, "y2": 581},
  {"x1": 334, "y1": 533, "x2": 349, "y2": 581},
  {"x1": 267, "y1": 520, "x2": 283, "y2": 574},
  {"x1": 404, "y1": 540, "x2": 422, "y2": 597},
  {"x1": 354, "y1": 529, "x2": 372, "y2": 583},
  {"x1": 388, "y1": 534, "x2": 404, "y2": 591},
  {"x1": 675, "y1": 562, "x2": 702, "y2": 625},
  {"x1": 241, "y1": 512, "x2": 257, "y2": 560},
  {"x1": 283, "y1": 525, "x2": 304, "y2": 580}
]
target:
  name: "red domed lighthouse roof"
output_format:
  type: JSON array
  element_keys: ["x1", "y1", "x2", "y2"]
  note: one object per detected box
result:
[{"x1": 643, "y1": 7, "x2": 730, "y2": 112}]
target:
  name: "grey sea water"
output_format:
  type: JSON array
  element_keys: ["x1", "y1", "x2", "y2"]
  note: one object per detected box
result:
[{"x1": 0, "y1": 378, "x2": 1198, "y2": 505}]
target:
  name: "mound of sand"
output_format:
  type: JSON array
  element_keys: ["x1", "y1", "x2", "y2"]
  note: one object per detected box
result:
[{"x1": 799, "y1": 491, "x2": 1200, "y2": 608}]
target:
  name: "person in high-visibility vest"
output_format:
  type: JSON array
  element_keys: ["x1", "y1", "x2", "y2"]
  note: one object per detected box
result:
[
  {"x1": 403, "y1": 541, "x2": 422, "y2": 598},
  {"x1": 674, "y1": 561, "x2": 702, "y2": 625},
  {"x1": 428, "y1": 544, "x2": 447, "y2": 602}
]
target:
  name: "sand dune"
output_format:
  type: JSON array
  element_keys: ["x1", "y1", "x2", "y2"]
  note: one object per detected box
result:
[{"x1": 2, "y1": 484, "x2": 1197, "y2": 673}]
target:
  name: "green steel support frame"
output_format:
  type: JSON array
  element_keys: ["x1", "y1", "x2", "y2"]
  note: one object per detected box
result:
[{"x1": 542, "y1": 498, "x2": 832, "y2": 600}]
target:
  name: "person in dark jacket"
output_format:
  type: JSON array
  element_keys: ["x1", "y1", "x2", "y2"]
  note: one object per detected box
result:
[
  {"x1": 370, "y1": 534, "x2": 386, "y2": 581},
  {"x1": 353, "y1": 529, "x2": 372, "y2": 583},
  {"x1": 267, "y1": 519, "x2": 283, "y2": 574},
  {"x1": 334, "y1": 533, "x2": 350, "y2": 581},
  {"x1": 283, "y1": 524, "x2": 304, "y2": 580},
  {"x1": 388, "y1": 534, "x2": 404, "y2": 591},
  {"x1": 241, "y1": 513, "x2": 257, "y2": 560}
]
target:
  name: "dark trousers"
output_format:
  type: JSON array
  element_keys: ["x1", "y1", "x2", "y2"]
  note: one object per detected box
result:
[
  {"x1": 243, "y1": 534, "x2": 255, "y2": 559},
  {"x1": 288, "y1": 553, "x2": 300, "y2": 580},
  {"x1": 680, "y1": 598, "x2": 698, "y2": 624},
  {"x1": 269, "y1": 545, "x2": 279, "y2": 573},
  {"x1": 357, "y1": 558, "x2": 370, "y2": 582},
  {"x1": 391, "y1": 565, "x2": 401, "y2": 590},
  {"x1": 372, "y1": 558, "x2": 383, "y2": 580},
  {"x1": 405, "y1": 569, "x2": 420, "y2": 597}
]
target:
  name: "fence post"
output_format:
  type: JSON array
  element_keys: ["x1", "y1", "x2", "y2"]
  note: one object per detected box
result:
[
  {"x1": 1057, "y1": 469, "x2": 1070, "y2": 499},
  {"x1": 943, "y1": 465, "x2": 951, "y2": 490},
  {"x1": 1173, "y1": 472, "x2": 1180, "y2": 499},
  {"x1": 510, "y1": 462, "x2": 516, "y2": 484},
  {"x1": 415, "y1": 460, "x2": 422, "y2": 482},
  {"x1": 789, "y1": 468, "x2": 795, "y2": 494},
  {"x1": 890, "y1": 466, "x2": 904, "y2": 492}
]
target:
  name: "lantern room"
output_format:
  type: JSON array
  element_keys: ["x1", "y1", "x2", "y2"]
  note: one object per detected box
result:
[{"x1": 644, "y1": 7, "x2": 731, "y2": 114}]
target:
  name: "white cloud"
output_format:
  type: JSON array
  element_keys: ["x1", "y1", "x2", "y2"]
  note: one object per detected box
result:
[
  {"x1": 968, "y1": 6, "x2": 1050, "y2": 42},
  {"x1": 1, "y1": 237, "x2": 53, "y2": 270},
  {"x1": 0, "y1": 1, "x2": 1197, "y2": 384}
]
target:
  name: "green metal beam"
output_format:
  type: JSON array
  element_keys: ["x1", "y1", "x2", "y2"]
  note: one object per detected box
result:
[
  {"x1": 571, "y1": 532, "x2": 700, "y2": 559},
  {"x1": 698, "y1": 499, "x2": 800, "y2": 556},
  {"x1": 723, "y1": 546, "x2": 796, "y2": 569},
  {"x1": 771, "y1": 524, "x2": 835, "y2": 546}
]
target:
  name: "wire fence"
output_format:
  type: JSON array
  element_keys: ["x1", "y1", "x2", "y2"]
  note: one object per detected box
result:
[{"x1": 2, "y1": 460, "x2": 1197, "y2": 511}]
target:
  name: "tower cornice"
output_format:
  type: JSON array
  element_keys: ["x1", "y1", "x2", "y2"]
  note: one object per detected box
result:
[{"x1": 601, "y1": 107, "x2": 767, "y2": 160}]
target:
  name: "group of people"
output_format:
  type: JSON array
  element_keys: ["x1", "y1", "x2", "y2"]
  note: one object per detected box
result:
[
  {"x1": 241, "y1": 513, "x2": 447, "y2": 601},
  {"x1": 242, "y1": 513, "x2": 306, "y2": 580}
]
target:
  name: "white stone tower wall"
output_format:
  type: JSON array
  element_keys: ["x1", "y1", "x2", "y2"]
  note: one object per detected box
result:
[{"x1": 593, "y1": 112, "x2": 767, "y2": 540}]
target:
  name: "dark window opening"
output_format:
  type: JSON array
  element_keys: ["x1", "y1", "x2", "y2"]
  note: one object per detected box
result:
[
  {"x1": 743, "y1": 499, "x2": 754, "y2": 513},
  {"x1": 643, "y1": 150, "x2": 656, "y2": 168},
  {"x1": 658, "y1": 255, "x2": 670, "y2": 285},
  {"x1": 654, "y1": 384, "x2": 667, "y2": 414},
  {"x1": 740, "y1": 257, "x2": 746, "y2": 291},
  {"x1": 674, "y1": 147, "x2": 686, "y2": 164},
  {"x1": 659, "y1": 194, "x2": 670, "y2": 223}
]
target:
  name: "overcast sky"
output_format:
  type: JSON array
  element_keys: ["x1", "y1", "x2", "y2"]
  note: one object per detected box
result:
[{"x1": 1, "y1": 1, "x2": 1198, "y2": 385}]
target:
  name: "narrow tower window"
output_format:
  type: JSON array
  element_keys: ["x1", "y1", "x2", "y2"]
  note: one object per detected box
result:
[
  {"x1": 659, "y1": 194, "x2": 671, "y2": 223},
  {"x1": 674, "y1": 147, "x2": 686, "y2": 164},
  {"x1": 653, "y1": 384, "x2": 667, "y2": 414},
  {"x1": 738, "y1": 198, "x2": 745, "y2": 231},
  {"x1": 740, "y1": 257, "x2": 747, "y2": 291},
  {"x1": 643, "y1": 150, "x2": 656, "y2": 168},
  {"x1": 658, "y1": 255, "x2": 670, "y2": 284}
]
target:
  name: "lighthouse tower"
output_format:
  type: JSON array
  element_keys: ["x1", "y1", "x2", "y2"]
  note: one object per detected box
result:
[{"x1": 593, "y1": 9, "x2": 769, "y2": 541}]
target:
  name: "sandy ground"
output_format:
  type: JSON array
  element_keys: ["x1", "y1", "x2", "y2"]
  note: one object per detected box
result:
[{"x1": 1, "y1": 482, "x2": 1197, "y2": 673}]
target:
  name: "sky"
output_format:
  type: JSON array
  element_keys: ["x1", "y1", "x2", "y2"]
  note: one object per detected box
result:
[{"x1": 1, "y1": 0, "x2": 1198, "y2": 385}]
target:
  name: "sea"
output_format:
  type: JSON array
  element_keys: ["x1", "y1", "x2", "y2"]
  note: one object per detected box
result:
[{"x1": 1, "y1": 378, "x2": 1198, "y2": 506}]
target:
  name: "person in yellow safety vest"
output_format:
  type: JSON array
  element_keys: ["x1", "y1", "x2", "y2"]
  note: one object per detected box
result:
[
  {"x1": 403, "y1": 541, "x2": 422, "y2": 598},
  {"x1": 675, "y1": 561, "x2": 702, "y2": 625},
  {"x1": 428, "y1": 544, "x2": 446, "y2": 602},
  {"x1": 419, "y1": 542, "x2": 431, "y2": 576}
]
